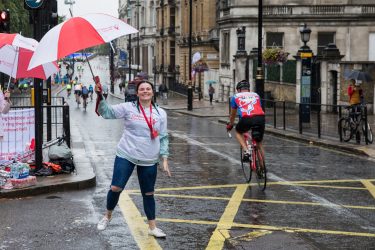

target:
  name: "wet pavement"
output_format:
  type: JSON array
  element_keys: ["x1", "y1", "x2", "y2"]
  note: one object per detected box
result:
[{"x1": 1, "y1": 56, "x2": 375, "y2": 249}]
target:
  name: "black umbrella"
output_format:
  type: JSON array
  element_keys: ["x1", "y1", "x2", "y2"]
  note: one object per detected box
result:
[{"x1": 345, "y1": 70, "x2": 373, "y2": 82}]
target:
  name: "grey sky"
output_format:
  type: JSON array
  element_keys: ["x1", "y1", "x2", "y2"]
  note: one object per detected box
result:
[{"x1": 57, "y1": 0, "x2": 119, "y2": 18}]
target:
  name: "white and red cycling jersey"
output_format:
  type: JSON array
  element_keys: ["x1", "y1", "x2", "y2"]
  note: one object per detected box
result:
[{"x1": 230, "y1": 92, "x2": 264, "y2": 118}]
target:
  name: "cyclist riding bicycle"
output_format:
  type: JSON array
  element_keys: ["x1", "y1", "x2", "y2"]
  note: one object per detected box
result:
[
  {"x1": 66, "y1": 82, "x2": 72, "y2": 97},
  {"x1": 82, "y1": 85, "x2": 89, "y2": 106},
  {"x1": 88, "y1": 84, "x2": 94, "y2": 101},
  {"x1": 226, "y1": 80, "x2": 265, "y2": 162},
  {"x1": 74, "y1": 82, "x2": 82, "y2": 104}
]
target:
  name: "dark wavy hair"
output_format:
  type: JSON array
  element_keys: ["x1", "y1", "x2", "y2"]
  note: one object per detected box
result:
[{"x1": 135, "y1": 80, "x2": 159, "y2": 114}]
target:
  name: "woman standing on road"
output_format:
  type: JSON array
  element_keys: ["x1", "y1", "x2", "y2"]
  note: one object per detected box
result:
[{"x1": 95, "y1": 80, "x2": 171, "y2": 238}]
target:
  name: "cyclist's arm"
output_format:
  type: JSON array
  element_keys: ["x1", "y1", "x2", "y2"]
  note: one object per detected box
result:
[{"x1": 229, "y1": 108, "x2": 237, "y2": 125}]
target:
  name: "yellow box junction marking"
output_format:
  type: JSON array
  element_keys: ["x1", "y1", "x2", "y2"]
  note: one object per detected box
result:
[
  {"x1": 206, "y1": 184, "x2": 248, "y2": 250},
  {"x1": 128, "y1": 193, "x2": 375, "y2": 210},
  {"x1": 155, "y1": 218, "x2": 375, "y2": 238},
  {"x1": 361, "y1": 180, "x2": 375, "y2": 199},
  {"x1": 121, "y1": 179, "x2": 375, "y2": 249},
  {"x1": 118, "y1": 192, "x2": 162, "y2": 250}
]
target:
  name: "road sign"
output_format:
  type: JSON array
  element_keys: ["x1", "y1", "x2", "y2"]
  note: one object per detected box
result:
[{"x1": 24, "y1": 0, "x2": 45, "y2": 9}]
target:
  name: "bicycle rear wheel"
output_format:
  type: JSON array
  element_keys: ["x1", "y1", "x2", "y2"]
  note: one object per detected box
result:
[
  {"x1": 241, "y1": 148, "x2": 252, "y2": 183},
  {"x1": 339, "y1": 117, "x2": 353, "y2": 142},
  {"x1": 254, "y1": 148, "x2": 267, "y2": 191},
  {"x1": 362, "y1": 122, "x2": 373, "y2": 144}
]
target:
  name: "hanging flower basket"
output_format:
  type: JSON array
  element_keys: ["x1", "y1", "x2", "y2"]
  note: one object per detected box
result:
[
  {"x1": 262, "y1": 47, "x2": 289, "y2": 65},
  {"x1": 192, "y1": 59, "x2": 209, "y2": 73}
]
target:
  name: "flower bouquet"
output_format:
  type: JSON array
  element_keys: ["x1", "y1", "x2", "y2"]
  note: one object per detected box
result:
[
  {"x1": 192, "y1": 59, "x2": 209, "y2": 73},
  {"x1": 262, "y1": 48, "x2": 289, "y2": 65}
]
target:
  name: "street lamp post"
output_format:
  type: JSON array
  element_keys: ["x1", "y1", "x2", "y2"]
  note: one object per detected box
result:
[
  {"x1": 298, "y1": 23, "x2": 313, "y2": 123},
  {"x1": 187, "y1": 0, "x2": 193, "y2": 110},
  {"x1": 256, "y1": 0, "x2": 265, "y2": 106}
]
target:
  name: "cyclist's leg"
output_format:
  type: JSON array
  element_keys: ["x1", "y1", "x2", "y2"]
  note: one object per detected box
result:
[
  {"x1": 235, "y1": 117, "x2": 252, "y2": 151},
  {"x1": 250, "y1": 116, "x2": 266, "y2": 163}
]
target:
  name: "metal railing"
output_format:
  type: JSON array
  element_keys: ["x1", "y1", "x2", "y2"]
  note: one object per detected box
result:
[
  {"x1": 10, "y1": 96, "x2": 65, "y2": 107},
  {"x1": 228, "y1": 99, "x2": 373, "y2": 142},
  {"x1": 0, "y1": 104, "x2": 70, "y2": 161}
]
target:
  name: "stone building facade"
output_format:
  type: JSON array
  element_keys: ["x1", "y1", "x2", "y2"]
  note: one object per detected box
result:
[{"x1": 218, "y1": 0, "x2": 375, "y2": 112}]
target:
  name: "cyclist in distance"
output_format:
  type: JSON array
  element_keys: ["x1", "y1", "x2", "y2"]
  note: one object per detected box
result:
[
  {"x1": 66, "y1": 82, "x2": 72, "y2": 98},
  {"x1": 81, "y1": 85, "x2": 89, "y2": 107},
  {"x1": 88, "y1": 84, "x2": 94, "y2": 101},
  {"x1": 226, "y1": 80, "x2": 265, "y2": 162}
]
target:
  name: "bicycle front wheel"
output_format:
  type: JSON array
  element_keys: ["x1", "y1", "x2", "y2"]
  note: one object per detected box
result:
[
  {"x1": 362, "y1": 122, "x2": 373, "y2": 144},
  {"x1": 339, "y1": 117, "x2": 353, "y2": 142},
  {"x1": 241, "y1": 148, "x2": 252, "y2": 183},
  {"x1": 255, "y1": 148, "x2": 267, "y2": 191}
]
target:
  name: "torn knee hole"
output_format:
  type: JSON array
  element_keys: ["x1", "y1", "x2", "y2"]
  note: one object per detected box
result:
[
  {"x1": 145, "y1": 192, "x2": 154, "y2": 196},
  {"x1": 111, "y1": 186, "x2": 123, "y2": 192}
]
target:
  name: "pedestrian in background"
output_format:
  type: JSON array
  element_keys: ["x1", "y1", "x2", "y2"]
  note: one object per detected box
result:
[
  {"x1": 0, "y1": 89, "x2": 11, "y2": 141},
  {"x1": 95, "y1": 80, "x2": 171, "y2": 238},
  {"x1": 347, "y1": 79, "x2": 363, "y2": 106},
  {"x1": 159, "y1": 83, "x2": 168, "y2": 105},
  {"x1": 119, "y1": 80, "x2": 124, "y2": 94},
  {"x1": 208, "y1": 84, "x2": 215, "y2": 105}
]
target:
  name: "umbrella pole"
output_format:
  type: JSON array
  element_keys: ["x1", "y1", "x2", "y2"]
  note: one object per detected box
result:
[
  {"x1": 7, "y1": 47, "x2": 19, "y2": 91},
  {"x1": 84, "y1": 52, "x2": 95, "y2": 79}
]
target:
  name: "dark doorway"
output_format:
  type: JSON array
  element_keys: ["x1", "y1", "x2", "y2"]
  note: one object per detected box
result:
[
  {"x1": 331, "y1": 71, "x2": 338, "y2": 113},
  {"x1": 311, "y1": 61, "x2": 321, "y2": 111}
]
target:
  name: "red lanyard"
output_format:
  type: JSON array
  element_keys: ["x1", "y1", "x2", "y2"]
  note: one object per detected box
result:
[{"x1": 139, "y1": 104, "x2": 153, "y2": 132}]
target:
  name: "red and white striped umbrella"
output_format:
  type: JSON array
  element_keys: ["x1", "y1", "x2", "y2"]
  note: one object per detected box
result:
[
  {"x1": 0, "y1": 33, "x2": 58, "y2": 80},
  {"x1": 29, "y1": 13, "x2": 138, "y2": 70},
  {"x1": 0, "y1": 45, "x2": 58, "y2": 80},
  {"x1": 0, "y1": 33, "x2": 38, "y2": 51}
]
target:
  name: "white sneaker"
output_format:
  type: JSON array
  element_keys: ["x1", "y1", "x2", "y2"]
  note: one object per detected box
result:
[
  {"x1": 148, "y1": 227, "x2": 167, "y2": 238},
  {"x1": 97, "y1": 216, "x2": 111, "y2": 231}
]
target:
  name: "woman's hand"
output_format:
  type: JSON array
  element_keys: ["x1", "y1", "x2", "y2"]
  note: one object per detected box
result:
[
  {"x1": 4, "y1": 90, "x2": 10, "y2": 100},
  {"x1": 162, "y1": 158, "x2": 171, "y2": 177}
]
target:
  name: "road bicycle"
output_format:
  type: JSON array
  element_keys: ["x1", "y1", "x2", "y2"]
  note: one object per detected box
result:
[
  {"x1": 229, "y1": 129, "x2": 267, "y2": 190},
  {"x1": 82, "y1": 96, "x2": 88, "y2": 111},
  {"x1": 338, "y1": 105, "x2": 373, "y2": 144}
]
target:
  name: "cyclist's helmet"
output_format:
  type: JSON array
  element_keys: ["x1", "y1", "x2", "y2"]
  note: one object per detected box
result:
[{"x1": 236, "y1": 80, "x2": 250, "y2": 91}]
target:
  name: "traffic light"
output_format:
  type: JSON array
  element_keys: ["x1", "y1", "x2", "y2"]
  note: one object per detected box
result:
[{"x1": 0, "y1": 9, "x2": 10, "y2": 33}]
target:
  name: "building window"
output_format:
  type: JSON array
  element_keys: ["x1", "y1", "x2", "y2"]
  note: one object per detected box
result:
[
  {"x1": 221, "y1": 31, "x2": 230, "y2": 64},
  {"x1": 318, "y1": 32, "x2": 335, "y2": 55},
  {"x1": 170, "y1": 40, "x2": 175, "y2": 68},
  {"x1": 266, "y1": 32, "x2": 283, "y2": 48}
]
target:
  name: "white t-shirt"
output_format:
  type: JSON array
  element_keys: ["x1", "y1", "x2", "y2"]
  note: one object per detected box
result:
[{"x1": 99, "y1": 101, "x2": 168, "y2": 165}]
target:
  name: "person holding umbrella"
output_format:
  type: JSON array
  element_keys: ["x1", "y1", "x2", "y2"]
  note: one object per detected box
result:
[
  {"x1": 347, "y1": 79, "x2": 363, "y2": 106},
  {"x1": 95, "y1": 80, "x2": 170, "y2": 238}
]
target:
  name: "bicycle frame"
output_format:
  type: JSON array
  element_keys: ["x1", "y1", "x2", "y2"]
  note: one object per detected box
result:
[{"x1": 243, "y1": 132, "x2": 259, "y2": 171}]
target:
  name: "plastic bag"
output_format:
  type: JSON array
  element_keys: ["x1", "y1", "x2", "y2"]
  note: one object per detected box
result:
[{"x1": 48, "y1": 141, "x2": 73, "y2": 160}]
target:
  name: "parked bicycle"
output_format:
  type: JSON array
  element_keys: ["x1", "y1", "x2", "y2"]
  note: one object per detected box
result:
[
  {"x1": 229, "y1": 130, "x2": 267, "y2": 190},
  {"x1": 338, "y1": 104, "x2": 373, "y2": 144}
]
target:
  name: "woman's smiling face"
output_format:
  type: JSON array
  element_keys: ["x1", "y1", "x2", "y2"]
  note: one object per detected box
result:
[{"x1": 137, "y1": 82, "x2": 154, "y2": 102}]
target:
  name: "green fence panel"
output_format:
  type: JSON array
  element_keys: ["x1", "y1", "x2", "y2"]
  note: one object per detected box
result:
[
  {"x1": 266, "y1": 64, "x2": 280, "y2": 82},
  {"x1": 282, "y1": 60, "x2": 296, "y2": 84}
]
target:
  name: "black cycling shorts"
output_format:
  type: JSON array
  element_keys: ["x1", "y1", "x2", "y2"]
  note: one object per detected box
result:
[{"x1": 235, "y1": 115, "x2": 265, "y2": 142}]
